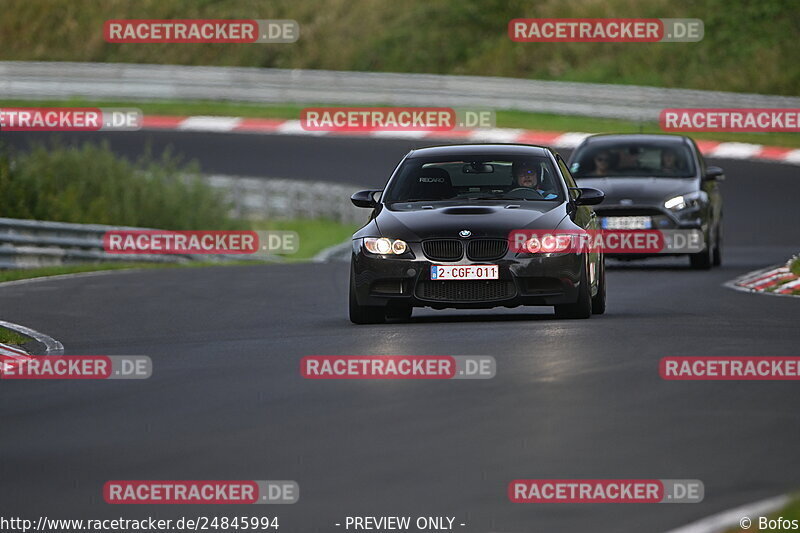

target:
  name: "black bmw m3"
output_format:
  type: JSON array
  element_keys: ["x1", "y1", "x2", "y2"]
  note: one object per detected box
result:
[{"x1": 348, "y1": 144, "x2": 606, "y2": 324}]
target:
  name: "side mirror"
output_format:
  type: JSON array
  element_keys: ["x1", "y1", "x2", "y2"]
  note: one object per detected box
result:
[
  {"x1": 351, "y1": 189, "x2": 382, "y2": 208},
  {"x1": 570, "y1": 187, "x2": 605, "y2": 206},
  {"x1": 705, "y1": 166, "x2": 725, "y2": 181}
]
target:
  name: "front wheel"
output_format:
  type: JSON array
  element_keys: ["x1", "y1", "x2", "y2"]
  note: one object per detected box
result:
[
  {"x1": 555, "y1": 263, "x2": 592, "y2": 319},
  {"x1": 689, "y1": 229, "x2": 713, "y2": 270},
  {"x1": 712, "y1": 223, "x2": 722, "y2": 267},
  {"x1": 349, "y1": 269, "x2": 386, "y2": 324}
]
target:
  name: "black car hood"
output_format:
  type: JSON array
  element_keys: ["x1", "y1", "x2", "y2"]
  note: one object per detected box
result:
[
  {"x1": 575, "y1": 177, "x2": 697, "y2": 206},
  {"x1": 374, "y1": 202, "x2": 568, "y2": 241}
]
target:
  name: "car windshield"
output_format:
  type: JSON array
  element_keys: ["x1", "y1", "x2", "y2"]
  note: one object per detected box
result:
[
  {"x1": 383, "y1": 155, "x2": 564, "y2": 203},
  {"x1": 570, "y1": 141, "x2": 696, "y2": 178}
]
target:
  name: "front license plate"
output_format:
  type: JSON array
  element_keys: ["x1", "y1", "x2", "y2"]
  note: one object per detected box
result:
[
  {"x1": 431, "y1": 265, "x2": 499, "y2": 280},
  {"x1": 602, "y1": 216, "x2": 652, "y2": 230}
]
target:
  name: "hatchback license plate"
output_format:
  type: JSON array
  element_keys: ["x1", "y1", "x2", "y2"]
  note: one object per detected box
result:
[
  {"x1": 602, "y1": 216, "x2": 652, "y2": 229},
  {"x1": 431, "y1": 265, "x2": 498, "y2": 280}
]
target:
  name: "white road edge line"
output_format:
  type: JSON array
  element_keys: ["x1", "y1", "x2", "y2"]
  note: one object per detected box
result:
[
  {"x1": 661, "y1": 494, "x2": 790, "y2": 533},
  {"x1": 0, "y1": 319, "x2": 64, "y2": 355},
  {"x1": 313, "y1": 240, "x2": 352, "y2": 263}
]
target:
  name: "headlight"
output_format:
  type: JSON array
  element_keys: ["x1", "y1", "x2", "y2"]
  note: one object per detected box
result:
[
  {"x1": 364, "y1": 237, "x2": 409, "y2": 255},
  {"x1": 665, "y1": 192, "x2": 702, "y2": 211},
  {"x1": 664, "y1": 195, "x2": 687, "y2": 210},
  {"x1": 391, "y1": 239, "x2": 408, "y2": 254},
  {"x1": 523, "y1": 234, "x2": 572, "y2": 254}
]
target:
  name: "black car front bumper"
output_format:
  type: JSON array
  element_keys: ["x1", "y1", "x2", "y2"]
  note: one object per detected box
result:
[
  {"x1": 594, "y1": 204, "x2": 708, "y2": 258},
  {"x1": 351, "y1": 240, "x2": 584, "y2": 310}
]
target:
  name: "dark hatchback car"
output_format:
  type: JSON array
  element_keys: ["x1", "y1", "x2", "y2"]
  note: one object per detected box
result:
[
  {"x1": 348, "y1": 144, "x2": 606, "y2": 324},
  {"x1": 567, "y1": 134, "x2": 724, "y2": 269}
]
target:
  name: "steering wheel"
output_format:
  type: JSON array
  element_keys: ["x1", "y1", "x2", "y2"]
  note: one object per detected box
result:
[{"x1": 507, "y1": 187, "x2": 545, "y2": 199}]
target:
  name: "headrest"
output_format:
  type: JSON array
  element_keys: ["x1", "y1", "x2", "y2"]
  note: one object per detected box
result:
[{"x1": 414, "y1": 167, "x2": 454, "y2": 200}]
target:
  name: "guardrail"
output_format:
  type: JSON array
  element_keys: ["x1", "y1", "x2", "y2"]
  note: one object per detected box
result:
[
  {"x1": 2, "y1": 61, "x2": 799, "y2": 121},
  {"x1": 206, "y1": 174, "x2": 364, "y2": 224},
  {"x1": 0, "y1": 175, "x2": 364, "y2": 269},
  {"x1": 0, "y1": 217, "x2": 292, "y2": 270},
  {"x1": 0, "y1": 217, "x2": 191, "y2": 269}
]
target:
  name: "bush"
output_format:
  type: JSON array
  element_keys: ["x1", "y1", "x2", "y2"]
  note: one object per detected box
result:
[
  {"x1": 790, "y1": 257, "x2": 800, "y2": 277},
  {"x1": 0, "y1": 0, "x2": 797, "y2": 95},
  {"x1": 0, "y1": 141, "x2": 244, "y2": 230}
]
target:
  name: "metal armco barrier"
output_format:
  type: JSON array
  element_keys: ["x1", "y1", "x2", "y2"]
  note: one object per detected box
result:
[
  {"x1": 0, "y1": 176, "x2": 362, "y2": 269},
  {"x1": 0, "y1": 217, "x2": 189, "y2": 269},
  {"x1": 2, "y1": 61, "x2": 799, "y2": 121},
  {"x1": 205, "y1": 175, "x2": 364, "y2": 224}
]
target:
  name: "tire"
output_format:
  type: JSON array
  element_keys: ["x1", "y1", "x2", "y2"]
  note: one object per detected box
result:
[
  {"x1": 386, "y1": 304, "x2": 413, "y2": 322},
  {"x1": 555, "y1": 263, "x2": 592, "y2": 319},
  {"x1": 349, "y1": 269, "x2": 386, "y2": 324},
  {"x1": 591, "y1": 256, "x2": 606, "y2": 315},
  {"x1": 689, "y1": 229, "x2": 713, "y2": 270},
  {"x1": 712, "y1": 223, "x2": 722, "y2": 267}
]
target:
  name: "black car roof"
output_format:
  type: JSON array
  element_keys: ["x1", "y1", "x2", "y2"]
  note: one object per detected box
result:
[
  {"x1": 579, "y1": 133, "x2": 691, "y2": 145},
  {"x1": 407, "y1": 144, "x2": 552, "y2": 159}
]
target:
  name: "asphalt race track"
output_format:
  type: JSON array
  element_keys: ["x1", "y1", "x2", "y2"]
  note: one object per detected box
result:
[{"x1": 1, "y1": 130, "x2": 799, "y2": 533}]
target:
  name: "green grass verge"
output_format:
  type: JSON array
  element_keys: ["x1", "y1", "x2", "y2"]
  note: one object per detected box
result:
[
  {"x1": 724, "y1": 494, "x2": 800, "y2": 531},
  {"x1": 0, "y1": 326, "x2": 30, "y2": 346},
  {"x1": 0, "y1": 262, "x2": 186, "y2": 284},
  {"x1": 494, "y1": 110, "x2": 800, "y2": 149},
  {"x1": 252, "y1": 218, "x2": 360, "y2": 260},
  {"x1": 0, "y1": 0, "x2": 797, "y2": 96},
  {"x1": 3, "y1": 98, "x2": 798, "y2": 148}
]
